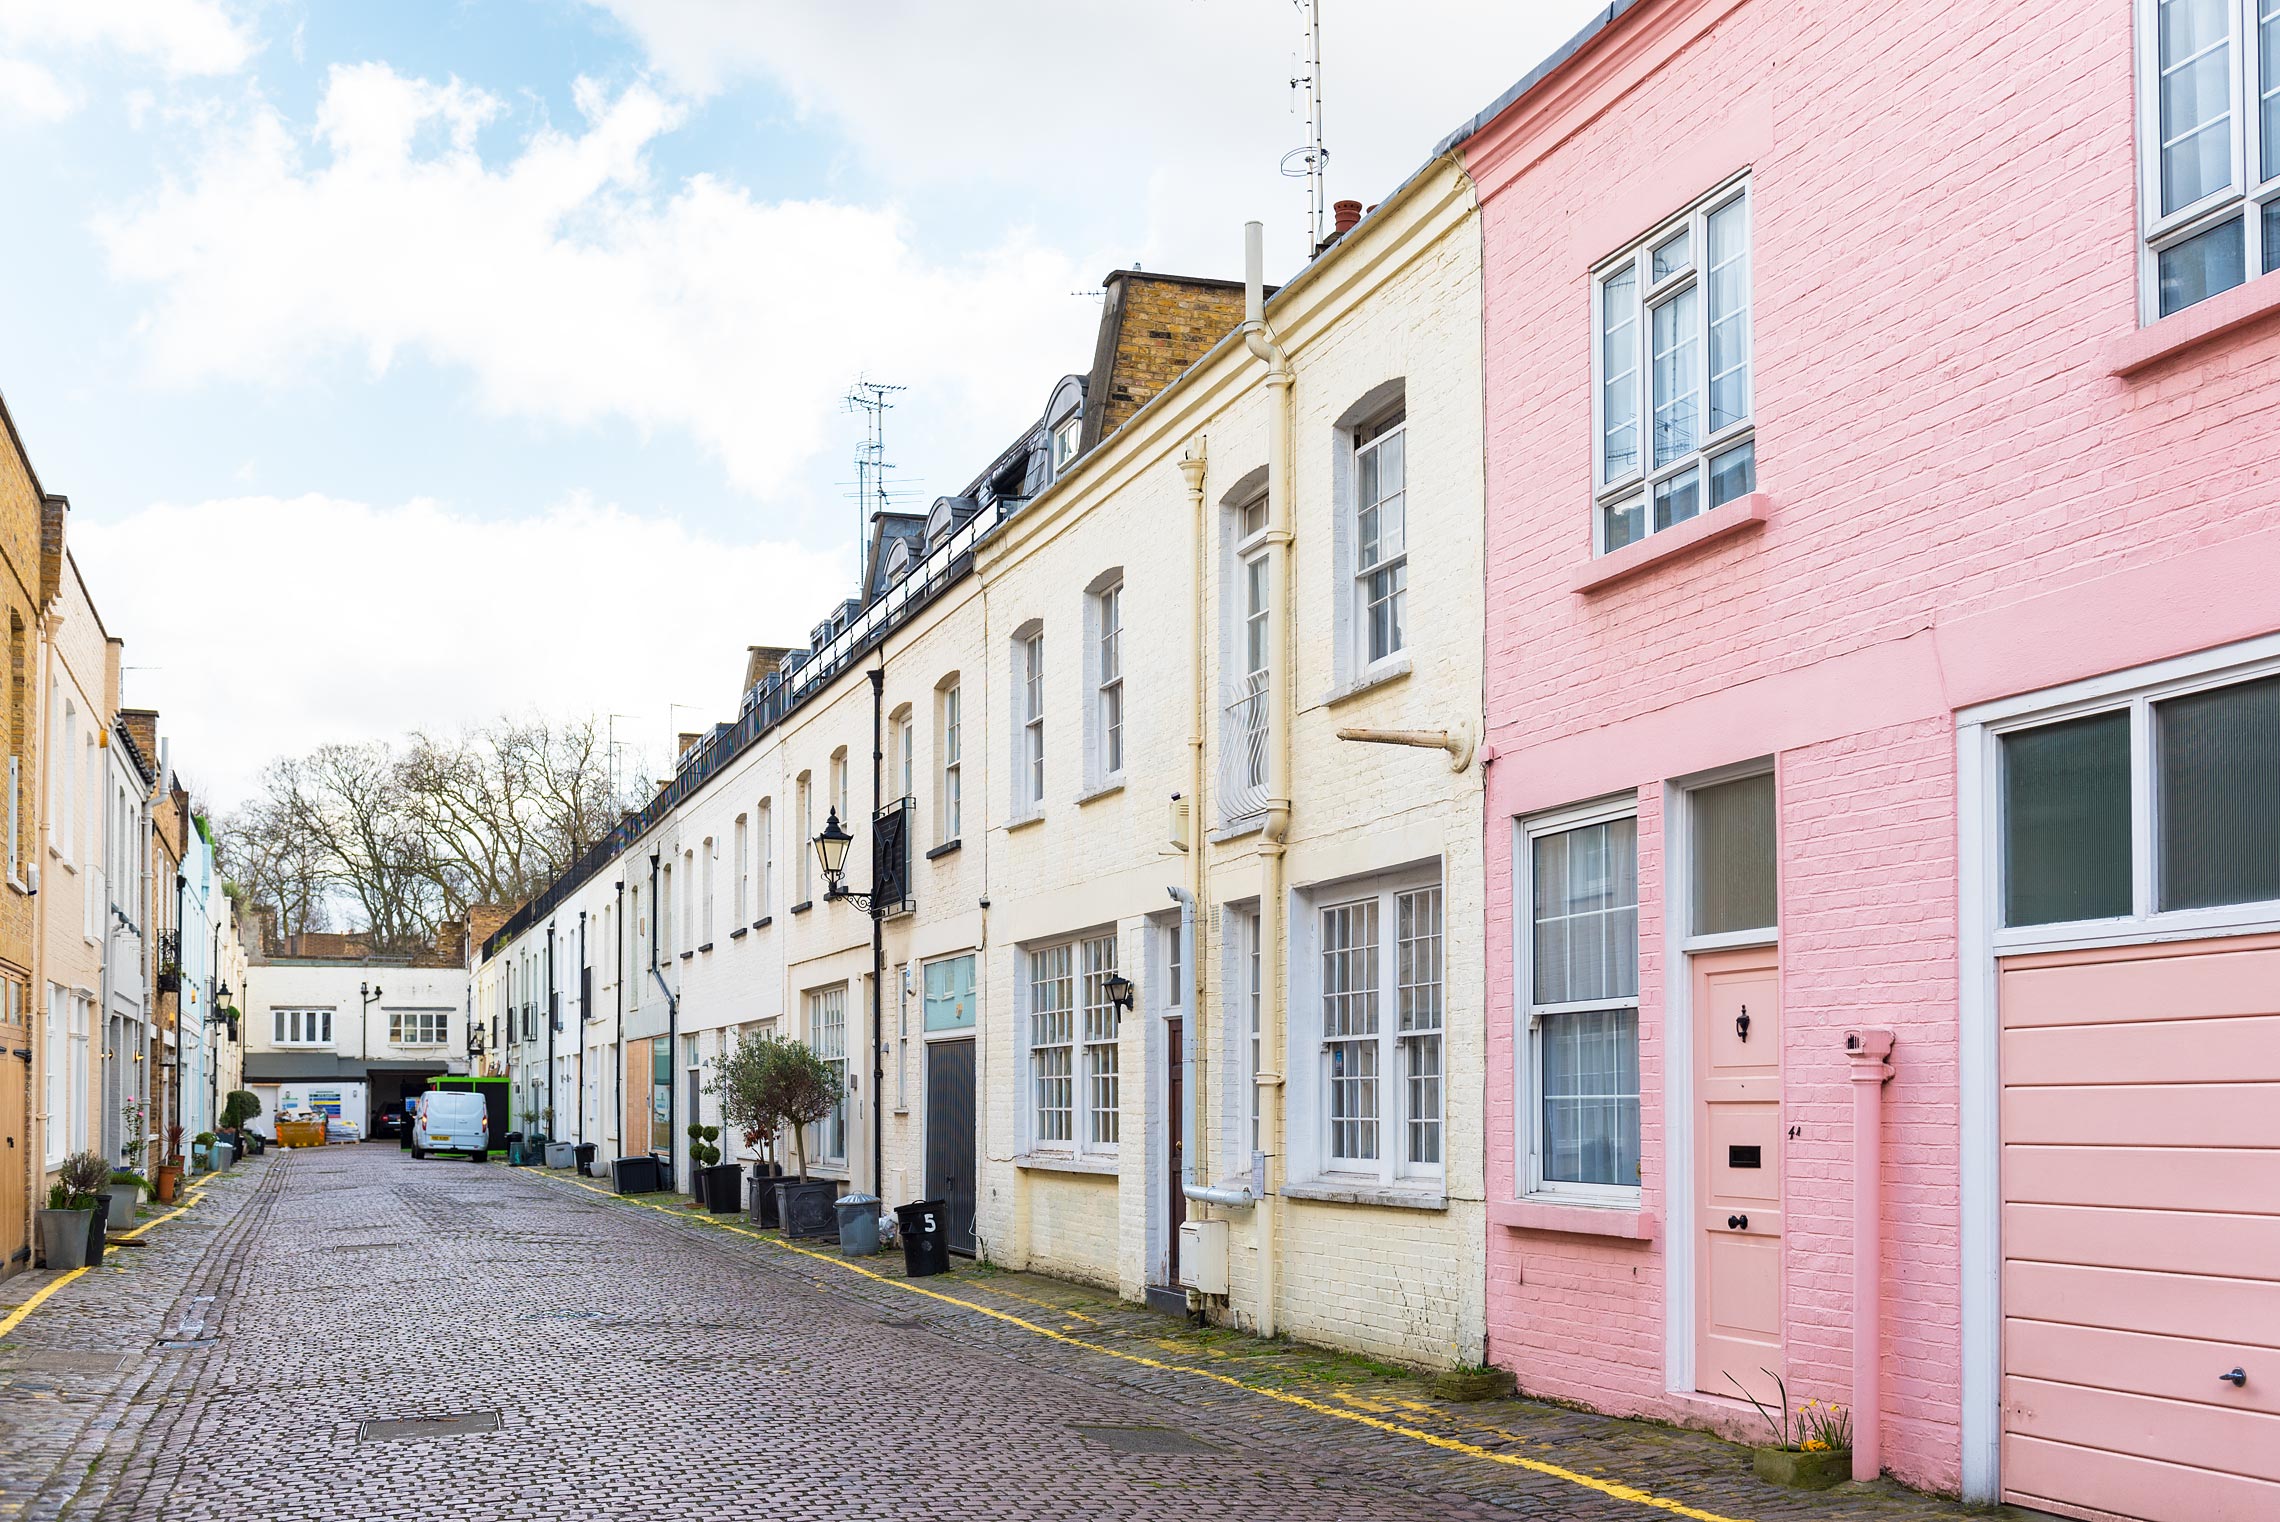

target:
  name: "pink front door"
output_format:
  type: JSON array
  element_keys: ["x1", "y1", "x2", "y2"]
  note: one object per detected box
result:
[
  {"x1": 1695, "y1": 947, "x2": 1784, "y2": 1405},
  {"x1": 1998, "y1": 934, "x2": 2280, "y2": 1522}
]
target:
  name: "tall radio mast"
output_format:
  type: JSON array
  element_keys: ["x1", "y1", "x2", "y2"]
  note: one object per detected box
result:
[
  {"x1": 1280, "y1": 0, "x2": 1328, "y2": 252},
  {"x1": 845, "y1": 378, "x2": 907, "y2": 582}
]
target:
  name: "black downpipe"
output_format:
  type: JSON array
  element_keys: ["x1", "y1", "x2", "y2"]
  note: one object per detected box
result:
[
  {"x1": 869, "y1": 666, "x2": 886, "y2": 1199},
  {"x1": 545, "y1": 922, "x2": 557, "y2": 1139},
  {"x1": 648, "y1": 852, "x2": 679, "y2": 1185},
  {"x1": 170, "y1": 871, "x2": 186, "y2": 1145},
  {"x1": 576, "y1": 910, "x2": 587, "y2": 1147},
  {"x1": 613, "y1": 879, "x2": 624, "y2": 1159}
]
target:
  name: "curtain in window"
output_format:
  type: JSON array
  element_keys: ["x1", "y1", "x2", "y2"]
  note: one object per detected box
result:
[
  {"x1": 1540, "y1": 1008, "x2": 1641, "y2": 1187},
  {"x1": 1532, "y1": 818, "x2": 1638, "y2": 1005}
]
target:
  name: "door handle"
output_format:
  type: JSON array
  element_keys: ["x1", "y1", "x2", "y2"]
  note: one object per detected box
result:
[
  {"x1": 1727, "y1": 1214, "x2": 1748, "y2": 1230},
  {"x1": 1735, "y1": 1008, "x2": 1750, "y2": 1042},
  {"x1": 2220, "y1": 1367, "x2": 2247, "y2": 1388}
]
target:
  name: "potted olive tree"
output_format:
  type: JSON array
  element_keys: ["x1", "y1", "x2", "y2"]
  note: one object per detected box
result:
[
  {"x1": 60, "y1": 1151, "x2": 112, "y2": 1265},
  {"x1": 37, "y1": 1178, "x2": 95, "y2": 1270},
  {"x1": 763, "y1": 1038, "x2": 843, "y2": 1240},
  {"x1": 709, "y1": 1030, "x2": 784, "y2": 1224}
]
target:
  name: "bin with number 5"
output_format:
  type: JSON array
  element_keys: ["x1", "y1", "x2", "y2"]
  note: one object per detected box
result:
[{"x1": 895, "y1": 1199, "x2": 952, "y2": 1277}]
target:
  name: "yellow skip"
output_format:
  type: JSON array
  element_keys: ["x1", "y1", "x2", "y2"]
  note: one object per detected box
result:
[{"x1": 535, "y1": 1171, "x2": 1754, "y2": 1522}]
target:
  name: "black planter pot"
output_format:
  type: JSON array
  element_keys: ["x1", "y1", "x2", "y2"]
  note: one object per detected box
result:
[
  {"x1": 774, "y1": 1178, "x2": 839, "y2": 1240},
  {"x1": 747, "y1": 1165, "x2": 787, "y2": 1226},
  {"x1": 85, "y1": 1194, "x2": 109, "y2": 1266},
  {"x1": 702, "y1": 1163, "x2": 744, "y2": 1215}
]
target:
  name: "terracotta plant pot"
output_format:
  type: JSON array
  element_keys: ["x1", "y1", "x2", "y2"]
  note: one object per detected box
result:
[
  {"x1": 1752, "y1": 1446, "x2": 1852, "y2": 1490},
  {"x1": 154, "y1": 1164, "x2": 181, "y2": 1204}
]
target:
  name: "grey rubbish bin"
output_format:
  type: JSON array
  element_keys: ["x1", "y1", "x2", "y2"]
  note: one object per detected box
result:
[{"x1": 835, "y1": 1193, "x2": 881, "y2": 1256}]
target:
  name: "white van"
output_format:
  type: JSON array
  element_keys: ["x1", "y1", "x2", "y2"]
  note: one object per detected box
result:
[{"x1": 411, "y1": 1091, "x2": 490, "y2": 1162}]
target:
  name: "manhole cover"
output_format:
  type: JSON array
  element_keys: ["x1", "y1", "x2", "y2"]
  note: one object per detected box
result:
[
  {"x1": 155, "y1": 1338, "x2": 218, "y2": 1351},
  {"x1": 357, "y1": 1412, "x2": 501, "y2": 1443},
  {"x1": 1073, "y1": 1425, "x2": 1218, "y2": 1455}
]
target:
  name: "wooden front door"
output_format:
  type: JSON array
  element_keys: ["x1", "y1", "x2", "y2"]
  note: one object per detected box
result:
[
  {"x1": 924, "y1": 1038, "x2": 976, "y2": 1254},
  {"x1": 1695, "y1": 946, "x2": 1784, "y2": 1405},
  {"x1": 2, "y1": 996, "x2": 25, "y2": 1271},
  {"x1": 1166, "y1": 1017, "x2": 1183, "y2": 1286}
]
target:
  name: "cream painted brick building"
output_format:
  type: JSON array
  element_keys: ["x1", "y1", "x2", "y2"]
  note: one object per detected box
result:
[{"x1": 479, "y1": 179, "x2": 1490, "y2": 1368}]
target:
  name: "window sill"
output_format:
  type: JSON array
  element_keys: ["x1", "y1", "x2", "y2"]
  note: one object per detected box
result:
[
  {"x1": 1210, "y1": 817, "x2": 1264, "y2": 844},
  {"x1": 679, "y1": 950, "x2": 695, "y2": 962},
  {"x1": 1282, "y1": 1179, "x2": 1447, "y2": 1212},
  {"x1": 1571, "y1": 491, "x2": 1770, "y2": 594},
  {"x1": 1491, "y1": 1199, "x2": 1657, "y2": 1240},
  {"x1": 728, "y1": 927, "x2": 748, "y2": 941},
  {"x1": 1323, "y1": 652, "x2": 1412, "y2": 709},
  {"x1": 1015, "y1": 1151, "x2": 1118, "y2": 1177},
  {"x1": 925, "y1": 838, "x2": 962, "y2": 860},
  {"x1": 697, "y1": 942, "x2": 713, "y2": 954},
  {"x1": 752, "y1": 915, "x2": 772, "y2": 930},
  {"x1": 1075, "y1": 780, "x2": 1125, "y2": 807},
  {"x1": 1005, "y1": 812, "x2": 1045, "y2": 834},
  {"x1": 788, "y1": 901, "x2": 812, "y2": 916},
  {"x1": 2109, "y1": 267, "x2": 2280, "y2": 377}
]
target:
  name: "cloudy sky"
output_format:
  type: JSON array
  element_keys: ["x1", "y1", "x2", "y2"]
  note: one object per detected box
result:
[{"x1": 0, "y1": 0, "x2": 1600, "y2": 805}]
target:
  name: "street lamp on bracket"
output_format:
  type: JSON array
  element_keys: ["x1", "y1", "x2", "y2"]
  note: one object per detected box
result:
[{"x1": 812, "y1": 807, "x2": 880, "y2": 911}]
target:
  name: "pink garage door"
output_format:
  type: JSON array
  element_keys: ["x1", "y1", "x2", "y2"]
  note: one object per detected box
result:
[{"x1": 1999, "y1": 934, "x2": 2280, "y2": 1522}]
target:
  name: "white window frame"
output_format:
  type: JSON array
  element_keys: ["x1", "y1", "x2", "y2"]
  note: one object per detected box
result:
[
  {"x1": 1051, "y1": 413, "x2": 1081, "y2": 476},
  {"x1": 1591, "y1": 176, "x2": 1753, "y2": 556},
  {"x1": 1352, "y1": 415, "x2": 1408, "y2": 672},
  {"x1": 700, "y1": 838, "x2": 714, "y2": 947},
  {"x1": 893, "y1": 706, "x2": 915, "y2": 803},
  {"x1": 755, "y1": 801, "x2": 773, "y2": 920},
  {"x1": 1024, "y1": 939, "x2": 1076, "y2": 1150},
  {"x1": 1288, "y1": 864, "x2": 1446, "y2": 1189},
  {"x1": 733, "y1": 814, "x2": 749, "y2": 926},
  {"x1": 388, "y1": 1009, "x2": 450, "y2": 1047},
  {"x1": 1014, "y1": 625, "x2": 1045, "y2": 818},
  {"x1": 806, "y1": 984, "x2": 848, "y2": 1168},
  {"x1": 795, "y1": 774, "x2": 813, "y2": 904},
  {"x1": 1222, "y1": 489, "x2": 1271, "y2": 822},
  {"x1": 2133, "y1": 0, "x2": 2280, "y2": 322},
  {"x1": 830, "y1": 748, "x2": 849, "y2": 828},
  {"x1": 273, "y1": 1007, "x2": 336, "y2": 1048},
  {"x1": 1079, "y1": 932, "x2": 1121, "y2": 1151},
  {"x1": 938, "y1": 678, "x2": 963, "y2": 843},
  {"x1": 1084, "y1": 574, "x2": 1126, "y2": 790},
  {"x1": 1516, "y1": 796, "x2": 1643, "y2": 1206},
  {"x1": 1965, "y1": 632, "x2": 2280, "y2": 957}
]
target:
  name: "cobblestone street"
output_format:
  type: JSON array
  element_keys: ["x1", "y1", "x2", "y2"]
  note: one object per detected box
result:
[{"x1": 0, "y1": 1148, "x2": 2011, "y2": 1521}]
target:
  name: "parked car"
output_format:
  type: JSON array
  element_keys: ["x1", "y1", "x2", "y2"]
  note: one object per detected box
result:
[
  {"x1": 411, "y1": 1091, "x2": 489, "y2": 1162},
  {"x1": 372, "y1": 1106, "x2": 406, "y2": 1139}
]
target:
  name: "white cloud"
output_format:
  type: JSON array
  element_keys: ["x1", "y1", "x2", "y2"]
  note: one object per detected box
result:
[
  {"x1": 0, "y1": 0, "x2": 253, "y2": 77},
  {"x1": 0, "y1": 53, "x2": 74, "y2": 121},
  {"x1": 71, "y1": 492, "x2": 847, "y2": 805},
  {"x1": 585, "y1": 0, "x2": 1607, "y2": 275},
  {"x1": 97, "y1": 62, "x2": 1100, "y2": 501}
]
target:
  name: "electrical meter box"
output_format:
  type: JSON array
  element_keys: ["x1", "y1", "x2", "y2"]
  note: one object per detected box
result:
[{"x1": 1178, "y1": 1219, "x2": 1230, "y2": 1295}]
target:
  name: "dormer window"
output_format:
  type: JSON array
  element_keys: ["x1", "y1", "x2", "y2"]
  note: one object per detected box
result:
[
  {"x1": 1052, "y1": 415, "x2": 1081, "y2": 475},
  {"x1": 884, "y1": 537, "x2": 912, "y2": 581}
]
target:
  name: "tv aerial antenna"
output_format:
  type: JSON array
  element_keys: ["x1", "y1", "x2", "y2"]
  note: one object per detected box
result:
[
  {"x1": 845, "y1": 379, "x2": 908, "y2": 583},
  {"x1": 1279, "y1": 0, "x2": 1328, "y2": 252}
]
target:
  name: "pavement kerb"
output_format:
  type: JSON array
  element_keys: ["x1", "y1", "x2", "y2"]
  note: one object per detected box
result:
[
  {"x1": 0, "y1": 1180, "x2": 214, "y2": 1342},
  {"x1": 526, "y1": 1167, "x2": 1759, "y2": 1522}
]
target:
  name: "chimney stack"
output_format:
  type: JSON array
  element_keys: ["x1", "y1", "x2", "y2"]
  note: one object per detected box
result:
[{"x1": 1333, "y1": 199, "x2": 1363, "y2": 236}]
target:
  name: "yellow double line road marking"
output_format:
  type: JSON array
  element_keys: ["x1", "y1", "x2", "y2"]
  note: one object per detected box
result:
[
  {"x1": 0, "y1": 1185, "x2": 210, "y2": 1341},
  {"x1": 536, "y1": 1170, "x2": 1754, "y2": 1522}
]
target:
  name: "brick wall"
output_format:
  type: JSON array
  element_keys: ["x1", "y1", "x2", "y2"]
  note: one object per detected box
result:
[{"x1": 1465, "y1": 0, "x2": 2280, "y2": 1496}]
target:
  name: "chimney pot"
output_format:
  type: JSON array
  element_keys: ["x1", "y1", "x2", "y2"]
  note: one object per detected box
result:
[{"x1": 1333, "y1": 199, "x2": 1363, "y2": 235}]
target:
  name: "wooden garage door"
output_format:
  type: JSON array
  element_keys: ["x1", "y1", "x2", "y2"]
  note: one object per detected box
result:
[{"x1": 1999, "y1": 934, "x2": 2280, "y2": 1522}]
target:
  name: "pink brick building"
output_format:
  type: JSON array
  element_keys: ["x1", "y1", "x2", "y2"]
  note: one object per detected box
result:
[{"x1": 1459, "y1": 2, "x2": 2280, "y2": 1516}]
